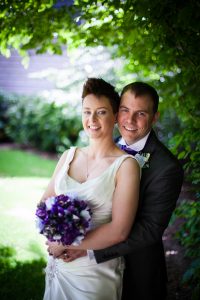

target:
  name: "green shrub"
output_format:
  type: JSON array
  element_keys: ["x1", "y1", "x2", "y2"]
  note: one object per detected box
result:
[
  {"x1": 174, "y1": 200, "x2": 200, "y2": 300},
  {"x1": 0, "y1": 90, "x2": 16, "y2": 142},
  {"x1": 0, "y1": 90, "x2": 83, "y2": 152},
  {"x1": 0, "y1": 245, "x2": 46, "y2": 300}
]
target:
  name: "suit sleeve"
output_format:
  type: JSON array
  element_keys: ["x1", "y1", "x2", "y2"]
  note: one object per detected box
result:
[{"x1": 94, "y1": 157, "x2": 184, "y2": 263}]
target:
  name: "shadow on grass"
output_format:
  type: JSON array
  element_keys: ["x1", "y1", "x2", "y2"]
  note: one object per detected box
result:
[{"x1": 0, "y1": 245, "x2": 46, "y2": 300}]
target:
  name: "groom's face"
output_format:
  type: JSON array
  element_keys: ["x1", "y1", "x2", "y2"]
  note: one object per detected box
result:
[{"x1": 117, "y1": 90, "x2": 159, "y2": 145}]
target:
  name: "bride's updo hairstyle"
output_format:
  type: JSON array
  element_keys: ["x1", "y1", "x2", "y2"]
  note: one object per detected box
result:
[{"x1": 82, "y1": 78, "x2": 120, "y2": 114}]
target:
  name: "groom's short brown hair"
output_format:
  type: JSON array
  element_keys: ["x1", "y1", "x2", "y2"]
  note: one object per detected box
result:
[{"x1": 121, "y1": 82, "x2": 159, "y2": 113}]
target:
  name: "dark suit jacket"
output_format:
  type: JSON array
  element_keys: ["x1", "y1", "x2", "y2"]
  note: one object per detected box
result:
[{"x1": 94, "y1": 130, "x2": 184, "y2": 300}]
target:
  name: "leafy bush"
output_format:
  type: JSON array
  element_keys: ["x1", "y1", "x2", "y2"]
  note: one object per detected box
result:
[
  {"x1": 0, "y1": 90, "x2": 83, "y2": 152},
  {"x1": 0, "y1": 245, "x2": 45, "y2": 300},
  {"x1": 0, "y1": 90, "x2": 16, "y2": 142},
  {"x1": 174, "y1": 200, "x2": 200, "y2": 300},
  {"x1": 169, "y1": 129, "x2": 200, "y2": 187}
]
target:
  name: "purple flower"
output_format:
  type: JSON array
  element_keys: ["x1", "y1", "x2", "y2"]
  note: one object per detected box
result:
[{"x1": 35, "y1": 194, "x2": 92, "y2": 245}]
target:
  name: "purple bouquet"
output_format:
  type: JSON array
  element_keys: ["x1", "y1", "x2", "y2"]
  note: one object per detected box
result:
[{"x1": 35, "y1": 193, "x2": 92, "y2": 245}]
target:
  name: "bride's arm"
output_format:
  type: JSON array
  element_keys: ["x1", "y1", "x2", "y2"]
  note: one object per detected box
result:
[
  {"x1": 73, "y1": 157, "x2": 140, "y2": 250},
  {"x1": 48, "y1": 157, "x2": 140, "y2": 256}
]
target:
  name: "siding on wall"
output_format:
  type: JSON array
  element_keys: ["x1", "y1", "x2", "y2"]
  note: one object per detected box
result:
[{"x1": 0, "y1": 50, "x2": 70, "y2": 95}]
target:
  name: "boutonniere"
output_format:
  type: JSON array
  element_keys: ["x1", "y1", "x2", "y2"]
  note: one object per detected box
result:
[{"x1": 135, "y1": 152, "x2": 151, "y2": 169}]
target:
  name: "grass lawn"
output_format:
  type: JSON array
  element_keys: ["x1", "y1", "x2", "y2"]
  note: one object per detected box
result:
[
  {"x1": 0, "y1": 148, "x2": 57, "y2": 261},
  {"x1": 0, "y1": 148, "x2": 57, "y2": 177}
]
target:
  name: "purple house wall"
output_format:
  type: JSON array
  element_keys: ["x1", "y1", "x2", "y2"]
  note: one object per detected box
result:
[{"x1": 0, "y1": 50, "x2": 70, "y2": 96}]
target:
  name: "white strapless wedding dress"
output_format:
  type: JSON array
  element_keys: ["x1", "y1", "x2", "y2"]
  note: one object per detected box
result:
[{"x1": 43, "y1": 147, "x2": 137, "y2": 300}]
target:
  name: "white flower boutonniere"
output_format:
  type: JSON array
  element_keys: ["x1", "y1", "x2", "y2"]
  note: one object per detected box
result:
[{"x1": 135, "y1": 152, "x2": 151, "y2": 169}]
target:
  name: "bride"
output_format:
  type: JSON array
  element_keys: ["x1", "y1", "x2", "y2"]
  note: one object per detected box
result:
[{"x1": 40, "y1": 78, "x2": 140, "y2": 300}]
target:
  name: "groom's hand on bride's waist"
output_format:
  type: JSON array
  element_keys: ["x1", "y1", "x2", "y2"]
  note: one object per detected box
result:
[{"x1": 58, "y1": 249, "x2": 87, "y2": 262}]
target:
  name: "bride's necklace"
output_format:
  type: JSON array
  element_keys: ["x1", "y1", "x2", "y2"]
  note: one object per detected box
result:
[
  {"x1": 85, "y1": 147, "x2": 120, "y2": 179},
  {"x1": 86, "y1": 151, "x2": 100, "y2": 179}
]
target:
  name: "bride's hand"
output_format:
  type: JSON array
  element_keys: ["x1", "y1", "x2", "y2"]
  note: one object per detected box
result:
[
  {"x1": 46, "y1": 240, "x2": 65, "y2": 258},
  {"x1": 58, "y1": 249, "x2": 87, "y2": 262}
]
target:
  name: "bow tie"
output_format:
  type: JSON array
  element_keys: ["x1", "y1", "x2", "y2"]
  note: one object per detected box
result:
[{"x1": 119, "y1": 144, "x2": 138, "y2": 156}]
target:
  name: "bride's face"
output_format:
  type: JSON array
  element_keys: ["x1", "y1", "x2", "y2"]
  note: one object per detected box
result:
[{"x1": 82, "y1": 94, "x2": 116, "y2": 140}]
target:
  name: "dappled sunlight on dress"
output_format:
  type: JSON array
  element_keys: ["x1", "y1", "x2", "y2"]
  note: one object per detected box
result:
[{"x1": 43, "y1": 147, "x2": 137, "y2": 300}]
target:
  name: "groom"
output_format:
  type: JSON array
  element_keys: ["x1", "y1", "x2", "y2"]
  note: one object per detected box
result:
[
  {"x1": 94, "y1": 82, "x2": 183, "y2": 300},
  {"x1": 60, "y1": 82, "x2": 184, "y2": 300}
]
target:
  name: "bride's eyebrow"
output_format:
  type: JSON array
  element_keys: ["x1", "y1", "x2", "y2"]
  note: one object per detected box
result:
[
  {"x1": 119, "y1": 105, "x2": 128, "y2": 109},
  {"x1": 83, "y1": 107, "x2": 108, "y2": 110},
  {"x1": 97, "y1": 107, "x2": 108, "y2": 110}
]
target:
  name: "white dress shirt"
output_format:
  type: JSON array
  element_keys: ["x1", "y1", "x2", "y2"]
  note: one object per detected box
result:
[{"x1": 117, "y1": 132, "x2": 150, "y2": 152}]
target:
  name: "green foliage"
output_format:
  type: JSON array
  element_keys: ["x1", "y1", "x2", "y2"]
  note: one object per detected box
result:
[
  {"x1": 0, "y1": 90, "x2": 16, "y2": 142},
  {"x1": 155, "y1": 108, "x2": 183, "y2": 147},
  {"x1": 174, "y1": 200, "x2": 200, "y2": 299},
  {"x1": 182, "y1": 258, "x2": 200, "y2": 300},
  {"x1": 0, "y1": 90, "x2": 82, "y2": 152},
  {"x1": 169, "y1": 129, "x2": 200, "y2": 186},
  {"x1": 175, "y1": 201, "x2": 200, "y2": 258},
  {"x1": 0, "y1": 0, "x2": 76, "y2": 58},
  {"x1": 155, "y1": 74, "x2": 200, "y2": 187},
  {"x1": 1, "y1": 0, "x2": 199, "y2": 76},
  {"x1": 0, "y1": 245, "x2": 45, "y2": 300}
]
